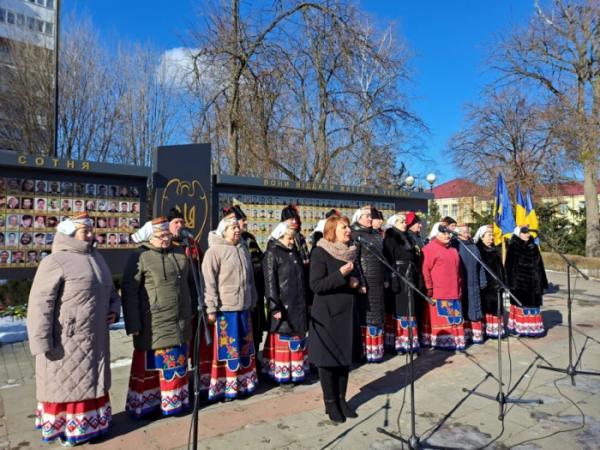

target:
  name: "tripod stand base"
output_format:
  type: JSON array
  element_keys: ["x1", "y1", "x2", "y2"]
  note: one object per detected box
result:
[
  {"x1": 462, "y1": 388, "x2": 543, "y2": 421},
  {"x1": 538, "y1": 364, "x2": 600, "y2": 386},
  {"x1": 377, "y1": 427, "x2": 421, "y2": 449}
]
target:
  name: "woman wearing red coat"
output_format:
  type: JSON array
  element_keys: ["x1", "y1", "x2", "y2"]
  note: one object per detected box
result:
[{"x1": 420, "y1": 223, "x2": 465, "y2": 351}]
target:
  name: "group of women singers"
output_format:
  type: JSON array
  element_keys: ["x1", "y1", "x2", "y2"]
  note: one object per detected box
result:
[{"x1": 26, "y1": 204, "x2": 548, "y2": 444}]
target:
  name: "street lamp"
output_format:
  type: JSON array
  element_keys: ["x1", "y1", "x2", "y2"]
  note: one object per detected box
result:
[
  {"x1": 405, "y1": 175, "x2": 415, "y2": 190},
  {"x1": 426, "y1": 173, "x2": 436, "y2": 192}
]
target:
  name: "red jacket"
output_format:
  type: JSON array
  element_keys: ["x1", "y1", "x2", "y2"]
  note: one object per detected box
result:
[{"x1": 422, "y1": 238, "x2": 462, "y2": 300}]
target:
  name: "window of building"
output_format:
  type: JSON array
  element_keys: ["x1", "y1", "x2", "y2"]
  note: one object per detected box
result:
[
  {"x1": 45, "y1": 22, "x2": 53, "y2": 36},
  {"x1": 27, "y1": 16, "x2": 35, "y2": 30},
  {"x1": 36, "y1": 0, "x2": 45, "y2": 5},
  {"x1": 442, "y1": 205, "x2": 449, "y2": 217},
  {"x1": 16, "y1": 13, "x2": 24, "y2": 28},
  {"x1": 7, "y1": 11, "x2": 15, "y2": 24},
  {"x1": 0, "y1": 8, "x2": 6, "y2": 22},
  {"x1": 578, "y1": 201, "x2": 585, "y2": 210},
  {"x1": 451, "y1": 204, "x2": 458, "y2": 218},
  {"x1": 559, "y1": 203, "x2": 568, "y2": 215},
  {"x1": 36, "y1": 19, "x2": 44, "y2": 33},
  {"x1": 46, "y1": 0, "x2": 54, "y2": 9}
]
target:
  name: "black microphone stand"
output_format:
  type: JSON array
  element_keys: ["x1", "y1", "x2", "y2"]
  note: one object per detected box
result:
[
  {"x1": 356, "y1": 236, "x2": 434, "y2": 450},
  {"x1": 452, "y1": 235, "x2": 542, "y2": 421},
  {"x1": 534, "y1": 233, "x2": 599, "y2": 386},
  {"x1": 181, "y1": 236, "x2": 212, "y2": 450}
]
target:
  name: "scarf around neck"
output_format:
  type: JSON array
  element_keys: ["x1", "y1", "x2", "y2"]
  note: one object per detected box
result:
[{"x1": 317, "y1": 238, "x2": 357, "y2": 262}]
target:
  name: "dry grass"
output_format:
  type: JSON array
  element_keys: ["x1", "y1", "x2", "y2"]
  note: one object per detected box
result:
[{"x1": 541, "y1": 251, "x2": 600, "y2": 273}]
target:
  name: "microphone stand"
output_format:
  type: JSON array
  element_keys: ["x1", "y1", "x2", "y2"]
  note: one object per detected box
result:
[
  {"x1": 357, "y1": 236, "x2": 434, "y2": 450},
  {"x1": 451, "y1": 235, "x2": 542, "y2": 421},
  {"x1": 182, "y1": 237, "x2": 212, "y2": 450},
  {"x1": 534, "y1": 233, "x2": 599, "y2": 386}
]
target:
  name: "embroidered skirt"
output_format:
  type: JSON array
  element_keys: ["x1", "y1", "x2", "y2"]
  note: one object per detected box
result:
[
  {"x1": 484, "y1": 313, "x2": 506, "y2": 339},
  {"x1": 35, "y1": 394, "x2": 111, "y2": 444},
  {"x1": 262, "y1": 333, "x2": 309, "y2": 383},
  {"x1": 392, "y1": 315, "x2": 420, "y2": 353},
  {"x1": 126, "y1": 344, "x2": 189, "y2": 418},
  {"x1": 208, "y1": 310, "x2": 258, "y2": 401},
  {"x1": 361, "y1": 325, "x2": 384, "y2": 362},
  {"x1": 508, "y1": 305, "x2": 545, "y2": 337},
  {"x1": 190, "y1": 320, "x2": 214, "y2": 394},
  {"x1": 420, "y1": 299, "x2": 465, "y2": 351},
  {"x1": 463, "y1": 319, "x2": 485, "y2": 344}
]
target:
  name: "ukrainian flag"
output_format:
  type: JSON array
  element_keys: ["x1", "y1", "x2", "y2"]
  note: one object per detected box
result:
[
  {"x1": 493, "y1": 173, "x2": 516, "y2": 246},
  {"x1": 526, "y1": 190, "x2": 539, "y2": 242},
  {"x1": 515, "y1": 185, "x2": 527, "y2": 227}
]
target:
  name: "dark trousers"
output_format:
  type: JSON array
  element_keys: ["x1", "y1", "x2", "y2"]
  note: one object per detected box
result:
[{"x1": 318, "y1": 366, "x2": 350, "y2": 401}]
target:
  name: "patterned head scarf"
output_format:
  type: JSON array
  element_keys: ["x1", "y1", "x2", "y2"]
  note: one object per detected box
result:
[
  {"x1": 351, "y1": 206, "x2": 371, "y2": 224},
  {"x1": 474, "y1": 225, "x2": 492, "y2": 243},
  {"x1": 270, "y1": 222, "x2": 296, "y2": 240},
  {"x1": 56, "y1": 212, "x2": 94, "y2": 236},
  {"x1": 215, "y1": 214, "x2": 238, "y2": 237},
  {"x1": 131, "y1": 217, "x2": 170, "y2": 243}
]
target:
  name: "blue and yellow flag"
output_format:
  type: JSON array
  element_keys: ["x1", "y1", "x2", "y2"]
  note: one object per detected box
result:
[
  {"x1": 525, "y1": 190, "x2": 539, "y2": 242},
  {"x1": 493, "y1": 173, "x2": 516, "y2": 246},
  {"x1": 515, "y1": 185, "x2": 527, "y2": 227}
]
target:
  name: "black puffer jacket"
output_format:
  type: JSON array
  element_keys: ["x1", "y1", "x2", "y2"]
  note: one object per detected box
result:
[
  {"x1": 263, "y1": 239, "x2": 308, "y2": 335},
  {"x1": 351, "y1": 223, "x2": 385, "y2": 326},
  {"x1": 383, "y1": 227, "x2": 421, "y2": 317},
  {"x1": 505, "y1": 236, "x2": 548, "y2": 307}
]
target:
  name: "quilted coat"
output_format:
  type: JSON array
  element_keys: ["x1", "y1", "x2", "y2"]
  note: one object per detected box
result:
[
  {"x1": 351, "y1": 223, "x2": 385, "y2": 327},
  {"x1": 27, "y1": 232, "x2": 121, "y2": 403}
]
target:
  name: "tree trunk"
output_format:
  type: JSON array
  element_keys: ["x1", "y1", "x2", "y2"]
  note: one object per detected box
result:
[{"x1": 583, "y1": 161, "x2": 600, "y2": 257}]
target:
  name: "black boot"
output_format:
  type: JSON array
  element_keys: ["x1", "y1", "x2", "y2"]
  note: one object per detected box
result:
[
  {"x1": 319, "y1": 367, "x2": 346, "y2": 423},
  {"x1": 338, "y1": 366, "x2": 358, "y2": 418}
]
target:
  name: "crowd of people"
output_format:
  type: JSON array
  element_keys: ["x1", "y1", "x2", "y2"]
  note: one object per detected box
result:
[{"x1": 26, "y1": 204, "x2": 548, "y2": 445}]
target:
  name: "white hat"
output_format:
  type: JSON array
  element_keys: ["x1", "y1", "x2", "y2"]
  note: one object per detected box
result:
[
  {"x1": 428, "y1": 222, "x2": 442, "y2": 239},
  {"x1": 56, "y1": 213, "x2": 93, "y2": 236},
  {"x1": 474, "y1": 225, "x2": 492, "y2": 243},
  {"x1": 131, "y1": 217, "x2": 169, "y2": 243},
  {"x1": 216, "y1": 216, "x2": 238, "y2": 237},
  {"x1": 270, "y1": 222, "x2": 293, "y2": 240},
  {"x1": 352, "y1": 206, "x2": 371, "y2": 224}
]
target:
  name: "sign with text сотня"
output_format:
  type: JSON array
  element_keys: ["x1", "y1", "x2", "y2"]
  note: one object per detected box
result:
[{"x1": 0, "y1": 151, "x2": 150, "y2": 279}]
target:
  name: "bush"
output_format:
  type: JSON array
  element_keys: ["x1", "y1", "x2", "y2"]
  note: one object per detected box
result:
[{"x1": 0, "y1": 279, "x2": 33, "y2": 310}]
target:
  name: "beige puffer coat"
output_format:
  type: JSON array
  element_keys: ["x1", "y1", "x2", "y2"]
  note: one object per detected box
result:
[
  {"x1": 27, "y1": 233, "x2": 121, "y2": 403},
  {"x1": 201, "y1": 232, "x2": 257, "y2": 314}
]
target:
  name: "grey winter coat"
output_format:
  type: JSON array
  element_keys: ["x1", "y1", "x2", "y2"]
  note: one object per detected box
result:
[
  {"x1": 121, "y1": 243, "x2": 194, "y2": 351},
  {"x1": 202, "y1": 232, "x2": 257, "y2": 314},
  {"x1": 27, "y1": 233, "x2": 121, "y2": 403}
]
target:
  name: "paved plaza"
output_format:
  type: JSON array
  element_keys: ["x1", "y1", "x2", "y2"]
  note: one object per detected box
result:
[{"x1": 0, "y1": 271, "x2": 599, "y2": 450}]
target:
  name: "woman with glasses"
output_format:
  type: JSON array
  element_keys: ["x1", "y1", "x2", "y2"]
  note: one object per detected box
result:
[
  {"x1": 420, "y1": 223, "x2": 465, "y2": 351},
  {"x1": 122, "y1": 217, "x2": 194, "y2": 419}
]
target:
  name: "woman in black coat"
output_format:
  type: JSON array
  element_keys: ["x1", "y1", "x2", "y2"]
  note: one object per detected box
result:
[
  {"x1": 505, "y1": 227, "x2": 548, "y2": 337},
  {"x1": 351, "y1": 206, "x2": 385, "y2": 363},
  {"x1": 262, "y1": 223, "x2": 308, "y2": 384},
  {"x1": 310, "y1": 216, "x2": 362, "y2": 423},
  {"x1": 475, "y1": 225, "x2": 507, "y2": 338},
  {"x1": 383, "y1": 213, "x2": 421, "y2": 353}
]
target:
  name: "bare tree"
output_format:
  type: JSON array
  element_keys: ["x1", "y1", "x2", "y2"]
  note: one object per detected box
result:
[
  {"x1": 448, "y1": 87, "x2": 567, "y2": 193},
  {"x1": 0, "y1": 39, "x2": 53, "y2": 155},
  {"x1": 188, "y1": 0, "x2": 423, "y2": 184},
  {"x1": 496, "y1": 0, "x2": 600, "y2": 256}
]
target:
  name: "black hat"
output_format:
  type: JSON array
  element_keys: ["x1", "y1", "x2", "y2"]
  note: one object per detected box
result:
[
  {"x1": 441, "y1": 216, "x2": 457, "y2": 226},
  {"x1": 167, "y1": 207, "x2": 184, "y2": 222},
  {"x1": 231, "y1": 205, "x2": 246, "y2": 220},
  {"x1": 325, "y1": 209, "x2": 340, "y2": 219},
  {"x1": 371, "y1": 207, "x2": 384, "y2": 220},
  {"x1": 281, "y1": 205, "x2": 300, "y2": 222}
]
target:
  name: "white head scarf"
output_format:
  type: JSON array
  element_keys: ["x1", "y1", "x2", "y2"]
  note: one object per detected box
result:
[
  {"x1": 216, "y1": 216, "x2": 238, "y2": 237},
  {"x1": 270, "y1": 222, "x2": 294, "y2": 240},
  {"x1": 474, "y1": 225, "x2": 492, "y2": 243},
  {"x1": 56, "y1": 214, "x2": 93, "y2": 236},
  {"x1": 352, "y1": 207, "x2": 371, "y2": 224},
  {"x1": 428, "y1": 222, "x2": 442, "y2": 239}
]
